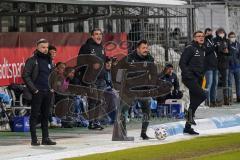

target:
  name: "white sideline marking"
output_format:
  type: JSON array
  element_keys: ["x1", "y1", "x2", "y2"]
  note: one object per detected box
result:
[{"x1": 1, "y1": 125, "x2": 240, "y2": 160}]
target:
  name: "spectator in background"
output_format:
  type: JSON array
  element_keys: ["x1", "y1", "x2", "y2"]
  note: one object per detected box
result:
[
  {"x1": 61, "y1": 67, "x2": 75, "y2": 93},
  {"x1": 48, "y1": 45, "x2": 57, "y2": 61},
  {"x1": 170, "y1": 28, "x2": 181, "y2": 48},
  {"x1": 213, "y1": 28, "x2": 231, "y2": 105},
  {"x1": 48, "y1": 45, "x2": 58, "y2": 127},
  {"x1": 22, "y1": 39, "x2": 56, "y2": 146},
  {"x1": 204, "y1": 28, "x2": 220, "y2": 107},
  {"x1": 228, "y1": 32, "x2": 240, "y2": 103},
  {"x1": 50, "y1": 62, "x2": 66, "y2": 101},
  {"x1": 158, "y1": 63, "x2": 183, "y2": 101},
  {"x1": 101, "y1": 57, "x2": 117, "y2": 124}
]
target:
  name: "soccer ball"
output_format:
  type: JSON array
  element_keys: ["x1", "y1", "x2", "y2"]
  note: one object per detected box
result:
[{"x1": 154, "y1": 127, "x2": 168, "y2": 140}]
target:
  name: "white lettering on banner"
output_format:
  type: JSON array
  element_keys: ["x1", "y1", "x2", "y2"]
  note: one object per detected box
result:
[{"x1": 0, "y1": 58, "x2": 25, "y2": 80}]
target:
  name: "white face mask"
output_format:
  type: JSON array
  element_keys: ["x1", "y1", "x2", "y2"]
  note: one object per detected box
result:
[
  {"x1": 219, "y1": 34, "x2": 225, "y2": 38},
  {"x1": 229, "y1": 38, "x2": 236, "y2": 43}
]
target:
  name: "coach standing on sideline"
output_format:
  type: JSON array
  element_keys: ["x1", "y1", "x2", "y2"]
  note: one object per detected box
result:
[
  {"x1": 22, "y1": 39, "x2": 56, "y2": 146},
  {"x1": 179, "y1": 31, "x2": 207, "y2": 135},
  {"x1": 128, "y1": 40, "x2": 154, "y2": 140},
  {"x1": 78, "y1": 28, "x2": 105, "y2": 130}
]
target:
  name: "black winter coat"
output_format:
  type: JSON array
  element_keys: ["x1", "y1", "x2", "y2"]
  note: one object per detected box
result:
[
  {"x1": 77, "y1": 38, "x2": 106, "y2": 86},
  {"x1": 127, "y1": 51, "x2": 154, "y2": 63},
  {"x1": 159, "y1": 72, "x2": 180, "y2": 92},
  {"x1": 179, "y1": 41, "x2": 205, "y2": 80},
  {"x1": 228, "y1": 40, "x2": 240, "y2": 70},
  {"x1": 78, "y1": 38, "x2": 105, "y2": 60},
  {"x1": 213, "y1": 36, "x2": 231, "y2": 70},
  {"x1": 204, "y1": 37, "x2": 218, "y2": 71},
  {"x1": 22, "y1": 50, "x2": 53, "y2": 93}
]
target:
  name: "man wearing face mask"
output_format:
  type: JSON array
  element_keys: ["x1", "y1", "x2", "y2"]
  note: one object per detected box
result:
[
  {"x1": 228, "y1": 32, "x2": 240, "y2": 103},
  {"x1": 204, "y1": 28, "x2": 220, "y2": 107},
  {"x1": 179, "y1": 31, "x2": 207, "y2": 135},
  {"x1": 213, "y1": 28, "x2": 231, "y2": 105}
]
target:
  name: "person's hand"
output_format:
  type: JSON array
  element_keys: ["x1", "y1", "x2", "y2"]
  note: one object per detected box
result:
[
  {"x1": 93, "y1": 63, "x2": 100, "y2": 70},
  {"x1": 50, "y1": 89, "x2": 54, "y2": 93}
]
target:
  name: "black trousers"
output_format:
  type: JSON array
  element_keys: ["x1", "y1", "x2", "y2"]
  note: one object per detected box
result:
[
  {"x1": 138, "y1": 99, "x2": 151, "y2": 122},
  {"x1": 183, "y1": 77, "x2": 207, "y2": 128},
  {"x1": 138, "y1": 98, "x2": 151, "y2": 134},
  {"x1": 30, "y1": 90, "x2": 52, "y2": 141},
  {"x1": 103, "y1": 90, "x2": 118, "y2": 122},
  {"x1": 88, "y1": 98, "x2": 101, "y2": 122},
  {"x1": 219, "y1": 68, "x2": 230, "y2": 98}
]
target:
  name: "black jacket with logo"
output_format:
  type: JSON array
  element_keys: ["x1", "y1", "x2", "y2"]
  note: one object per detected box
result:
[
  {"x1": 204, "y1": 37, "x2": 218, "y2": 71},
  {"x1": 78, "y1": 38, "x2": 105, "y2": 60},
  {"x1": 159, "y1": 72, "x2": 179, "y2": 92},
  {"x1": 127, "y1": 51, "x2": 154, "y2": 63},
  {"x1": 22, "y1": 50, "x2": 53, "y2": 93},
  {"x1": 179, "y1": 41, "x2": 205, "y2": 80},
  {"x1": 77, "y1": 38, "x2": 106, "y2": 86}
]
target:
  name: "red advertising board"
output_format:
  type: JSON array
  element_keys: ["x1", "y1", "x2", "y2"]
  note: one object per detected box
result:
[{"x1": 0, "y1": 32, "x2": 128, "y2": 86}]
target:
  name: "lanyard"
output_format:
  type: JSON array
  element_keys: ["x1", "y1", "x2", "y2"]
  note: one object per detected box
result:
[
  {"x1": 207, "y1": 39, "x2": 214, "y2": 46},
  {"x1": 207, "y1": 39, "x2": 217, "y2": 58},
  {"x1": 231, "y1": 43, "x2": 238, "y2": 50}
]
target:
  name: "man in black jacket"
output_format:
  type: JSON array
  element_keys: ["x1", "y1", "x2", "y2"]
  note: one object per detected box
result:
[
  {"x1": 213, "y1": 28, "x2": 231, "y2": 105},
  {"x1": 101, "y1": 57, "x2": 117, "y2": 124},
  {"x1": 78, "y1": 28, "x2": 105, "y2": 130},
  {"x1": 128, "y1": 40, "x2": 154, "y2": 140},
  {"x1": 204, "y1": 28, "x2": 220, "y2": 107},
  {"x1": 22, "y1": 39, "x2": 56, "y2": 146},
  {"x1": 179, "y1": 31, "x2": 207, "y2": 135}
]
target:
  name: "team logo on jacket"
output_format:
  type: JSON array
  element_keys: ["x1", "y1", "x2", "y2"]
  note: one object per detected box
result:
[
  {"x1": 194, "y1": 50, "x2": 200, "y2": 56},
  {"x1": 48, "y1": 64, "x2": 52, "y2": 69},
  {"x1": 91, "y1": 49, "x2": 95, "y2": 54}
]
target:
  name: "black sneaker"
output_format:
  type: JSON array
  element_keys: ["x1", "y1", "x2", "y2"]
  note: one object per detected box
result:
[
  {"x1": 88, "y1": 123, "x2": 104, "y2": 130},
  {"x1": 141, "y1": 133, "x2": 150, "y2": 140},
  {"x1": 31, "y1": 140, "x2": 40, "y2": 146},
  {"x1": 94, "y1": 123, "x2": 104, "y2": 130},
  {"x1": 42, "y1": 138, "x2": 57, "y2": 145},
  {"x1": 88, "y1": 124, "x2": 97, "y2": 130},
  {"x1": 183, "y1": 128, "x2": 199, "y2": 135}
]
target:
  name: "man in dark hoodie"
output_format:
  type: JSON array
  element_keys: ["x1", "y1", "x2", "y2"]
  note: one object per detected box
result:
[
  {"x1": 228, "y1": 32, "x2": 240, "y2": 103},
  {"x1": 97, "y1": 57, "x2": 117, "y2": 124},
  {"x1": 158, "y1": 63, "x2": 183, "y2": 101},
  {"x1": 213, "y1": 28, "x2": 231, "y2": 105},
  {"x1": 22, "y1": 39, "x2": 56, "y2": 146},
  {"x1": 128, "y1": 40, "x2": 154, "y2": 140},
  {"x1": 179, "y1": 31, "x2": 207, "y2": 135},
  {"x1": 78, "y1": 28, "x2": 105, "y2": 130},
  {"x1": 204, "y1": 28, "x2": 220, "y2": 107}
]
